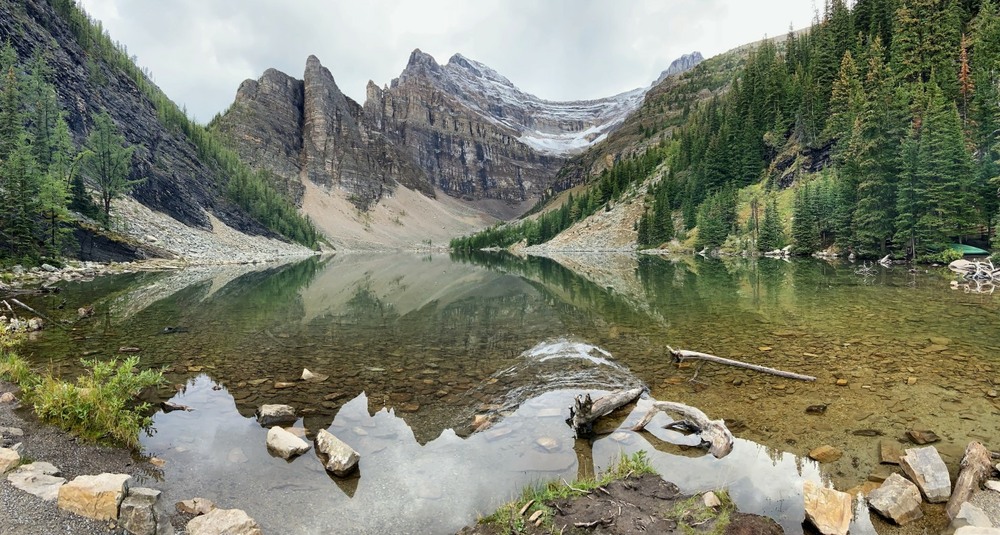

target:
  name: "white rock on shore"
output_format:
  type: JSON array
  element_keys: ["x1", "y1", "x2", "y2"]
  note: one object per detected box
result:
[
  {"x1": 186, "y1": 508, "x2": 262, "y2": 535},
  {"x1": 0, "y1": 447, "x2": 20, "y2": 474},
  {"x1": 867, "y1": 473, "x2": 923, "y2": 525},
  {"x1": 7, "y1": 462, "x2": 66, "y2": 501}
]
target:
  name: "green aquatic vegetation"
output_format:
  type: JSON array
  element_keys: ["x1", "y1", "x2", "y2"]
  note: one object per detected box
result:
[{"x1": 664, "y1": 490, "x2": 733, "y2": 535}]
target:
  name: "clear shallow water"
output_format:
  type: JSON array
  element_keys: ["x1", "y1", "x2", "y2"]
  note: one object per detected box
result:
[{"x1": 17, "y1": 252, "x2": 1000, "y2": 534}]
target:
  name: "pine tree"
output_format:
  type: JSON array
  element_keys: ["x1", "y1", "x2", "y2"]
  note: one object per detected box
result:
[
  {"x1": 82, "y1": 111, "x2": 139, "y2": 225},
  {"x1": 757, "y1": 198, "x2": 784, "y2": 251},
  {"x1": 792, "y1": 184, "x2": 821, "y2": 254}
]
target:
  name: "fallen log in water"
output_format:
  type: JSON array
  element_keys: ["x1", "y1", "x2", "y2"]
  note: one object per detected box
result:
[
  {"x1": 631, "y1": 401, "x2": 734, "y2": 458},
  {"x1": 946, "y1": 442, "x2": 994, "y2": 520},
  {"x1": 567, "y1": 387, "x2": 644, "y2": 437},
  {"x1": 667, "y1": 346, "x2": 816, "y2": 382}
]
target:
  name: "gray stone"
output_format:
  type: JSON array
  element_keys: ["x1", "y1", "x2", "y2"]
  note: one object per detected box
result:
[
  {"x1": 952, "y1": 502, "x2": 994, "y2": 531},
  {"x1": 186, "y1": 508, "x2": 262, "y2": 535},
  {"x1": 867, "y1": 473, "x2": 923, "y2": 525},
  {"x1": 315, "y1": 429, "x2": 359, "y2": 477},
  {"x1": 266, "y1": 426, "x2": 311, "y2": 459},
  {"x1": 899, "y1": 446, "x2": 952, "y2": 503},
  {"x1": 803, "y1": 480, "x2": 852, "y2": 535},
  {"x1": 40, "y1": 263, "x2": 57, "y2": 272},
  {"x1": 255, "y1": 404, "x2": 296, "y2": 427},
  {"x1": 7, "y1": 462, "x2": 65, "y2": 501},
  {"x1": 120, "y1": 487, "x2": 174, "y2": 535},
  {"x1": 176, "y1": 497, "x2": 216, "y2": 516},
  {"x1": 58, "y1": 473, "x2": 131, "y2": 520},
  {"x1": 0, "y1": 447, "x2": 19, "y2": 474},
  {"x1": 985, "y1": 480, "x2": 1000, "y2": 492},
  {"x1": 0, "y1": 426, "x2": 24, "y2": 438}
]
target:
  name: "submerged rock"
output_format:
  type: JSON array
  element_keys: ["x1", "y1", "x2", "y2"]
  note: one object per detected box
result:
[
  {"x1": 867, "y1": 473, "x2": 923, "y2": 525},
  {"x1": 899, "y1": 446, "x2": 951, "y2": 503},
  {"x1": 315, "y1": 429, "x2": 359, "y2": 476},
  {"x1": 803, "y1": 480, "x2": 852, "y2": 535},
  {"x1": 809, "y1": 445, "x2": 843, "y2": 463},
  {"x1": 186, "y1": 508, "x2": 262, "y2": 535},
  {"x1": 255, "y1": 404, "x2": 296, "y2": 427},
  {"x1": 266, "y1": 427, "x2": 311, "y2": 459},
  {"x1": 907, "y1": 429, "x2": 941, "y2": 445},
  {"x1": 57, "y1": 473, "x2": 131, "y2": 521}
]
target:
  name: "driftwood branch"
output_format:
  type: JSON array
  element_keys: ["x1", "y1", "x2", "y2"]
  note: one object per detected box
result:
[
  {"x1": 567, "y1": 387, "x2": 643, "y2": 437},
  {"x1": 946, "y1": 442, "x2": 994, "y2": 519},
  {"x1": 668, "y1": 346, "x2": 816, "y2": 382},
  {"x1": 4, "y1": 299, "x2": 65, "y2": 330},
  {"x1": 631, "y1": 401, "x2": 734, "y2": 458}
]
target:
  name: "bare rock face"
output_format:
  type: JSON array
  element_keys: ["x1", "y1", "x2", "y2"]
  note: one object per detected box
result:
[
  {"x1": 867, "y1": 473, "x2": 923, "y2": 525},
  {"x1": 57, "y1": 473, "x2": 131, "y2": 521},
  {"x1": 213, "y1": 56, "x2": 429, "y2": 210},
  {"x1": 211, "y1": 69, "x2": 306, "y2": 204}
]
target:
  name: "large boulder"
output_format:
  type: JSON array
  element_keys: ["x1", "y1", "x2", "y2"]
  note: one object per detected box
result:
[
  {"x1": 315, "y1": 429, "x2": 359, "y2": 476},
  {"x1": 802, "y1": 480, "x2": 852, "y2": 535},
  {"x1": 57, "y1": 473, "x2": 131, "y2": 521},
  {"x1": 256, "y1": 404, "x2": 296, "y2": 427},
  {"x1": 266, "y1": 427, "x2": 311, "y2": 459},
  {"x1": 867, "y1": 473, "x2": 923, "y2": 525},
  {"x1": 186, "y1": 508, "x2": 262, "y2": 535},
  {"x1": 7, "y1": 462, "x2": 65, "y2": 501},
  {"x1": 899, "y1": 446, "x2": 952, "y2": 503},
  {"x1": 0, "y1": 446, "x2": 19, "y2": 474},
  {"x1": 120, "y1": 487, "x2": 174, "y2": 535}
]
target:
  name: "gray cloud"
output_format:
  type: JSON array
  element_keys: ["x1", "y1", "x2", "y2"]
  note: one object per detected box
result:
[{"x1": 78, "y1": 1, "x2": 816, "y2": 122}]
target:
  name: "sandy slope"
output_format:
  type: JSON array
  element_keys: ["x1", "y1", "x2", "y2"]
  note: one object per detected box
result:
[{"x1": 301, "y1": 181, "x2": 498, "y2": 250}]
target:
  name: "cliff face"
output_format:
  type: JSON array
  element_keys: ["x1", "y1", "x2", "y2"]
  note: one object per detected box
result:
[
  {"x1": 213, "y1": 55, "x2": 429, "y2": 209},
  {"x1": 215, "y1": 49, "x2": 667, "y2": 212},
  {"x1": 0, "y1": 0, "x2": 271, "y2": 235}
]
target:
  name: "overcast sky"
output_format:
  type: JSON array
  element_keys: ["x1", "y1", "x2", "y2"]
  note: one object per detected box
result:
[{"x1": 77, "y1": 1, "x2": 818, "y2": 123}]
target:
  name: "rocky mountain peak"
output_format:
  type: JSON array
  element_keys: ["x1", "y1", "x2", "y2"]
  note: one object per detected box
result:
[{"x1": 655, "y1": 51, "x2": 704, "y2": 85}]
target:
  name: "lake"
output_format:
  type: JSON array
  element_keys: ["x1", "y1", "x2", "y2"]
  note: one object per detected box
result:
[{"x1": 16, "y1": 252, "x2": 1000, "y2": 534}]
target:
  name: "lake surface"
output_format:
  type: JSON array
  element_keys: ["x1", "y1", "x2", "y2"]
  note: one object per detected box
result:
[{"x1": 16, "y1": 252, "x2": 1000, "y2": 534}]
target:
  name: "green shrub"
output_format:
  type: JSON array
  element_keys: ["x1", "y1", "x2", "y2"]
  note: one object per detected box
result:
[{"x1": 1, "y1": 334, "x2": 163, "y2": 449}]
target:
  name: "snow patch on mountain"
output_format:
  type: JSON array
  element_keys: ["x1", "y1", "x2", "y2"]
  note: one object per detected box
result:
[{"x1": 392, "y1": 50, "x2": 700, "y2": 157}]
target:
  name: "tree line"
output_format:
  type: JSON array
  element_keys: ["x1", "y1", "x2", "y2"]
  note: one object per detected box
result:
[
  {"x1": 0, "y1": 42, "x2": 143, "y2": 265},
  {"x1": 450, "y1": 146, "x2": 669, "y2": 251},
  {"x1": 655, "y1": 0, "x2": 1000, "y2": 260}
]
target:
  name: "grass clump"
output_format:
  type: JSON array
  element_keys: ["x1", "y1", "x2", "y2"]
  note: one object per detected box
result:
[
  {"x1": 480, "y1": 450, "x2": 657, "y2": 534},
  {"x1": 1, "y1": 331, "x2": 163, "y2": 449},
  {"x1": 665, "y1": 489, "x2": 734, "y2": 535}
]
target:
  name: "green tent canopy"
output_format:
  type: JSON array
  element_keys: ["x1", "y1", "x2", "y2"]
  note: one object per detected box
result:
[{"x1": 948, "y1": 243, "x2": 990, "y2": 255}]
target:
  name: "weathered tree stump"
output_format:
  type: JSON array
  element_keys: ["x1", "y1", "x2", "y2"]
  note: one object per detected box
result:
[{"x1": 946, "y1": 441, "x2": 994, "y2": 519}]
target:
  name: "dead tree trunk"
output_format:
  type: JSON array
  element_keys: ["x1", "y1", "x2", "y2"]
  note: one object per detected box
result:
[
  {"x1": 631, "y1": 401, "x2": 734, "y2": 458},
  {"x1": 946, "y1": 442, "x2": 994, "y2": 519},
  {"x1": 567, "y1": 387, "x2": 643, "y2": 437},
  {"x1": 668, "y1": 346, "x2": 816, "y2": 382}
]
